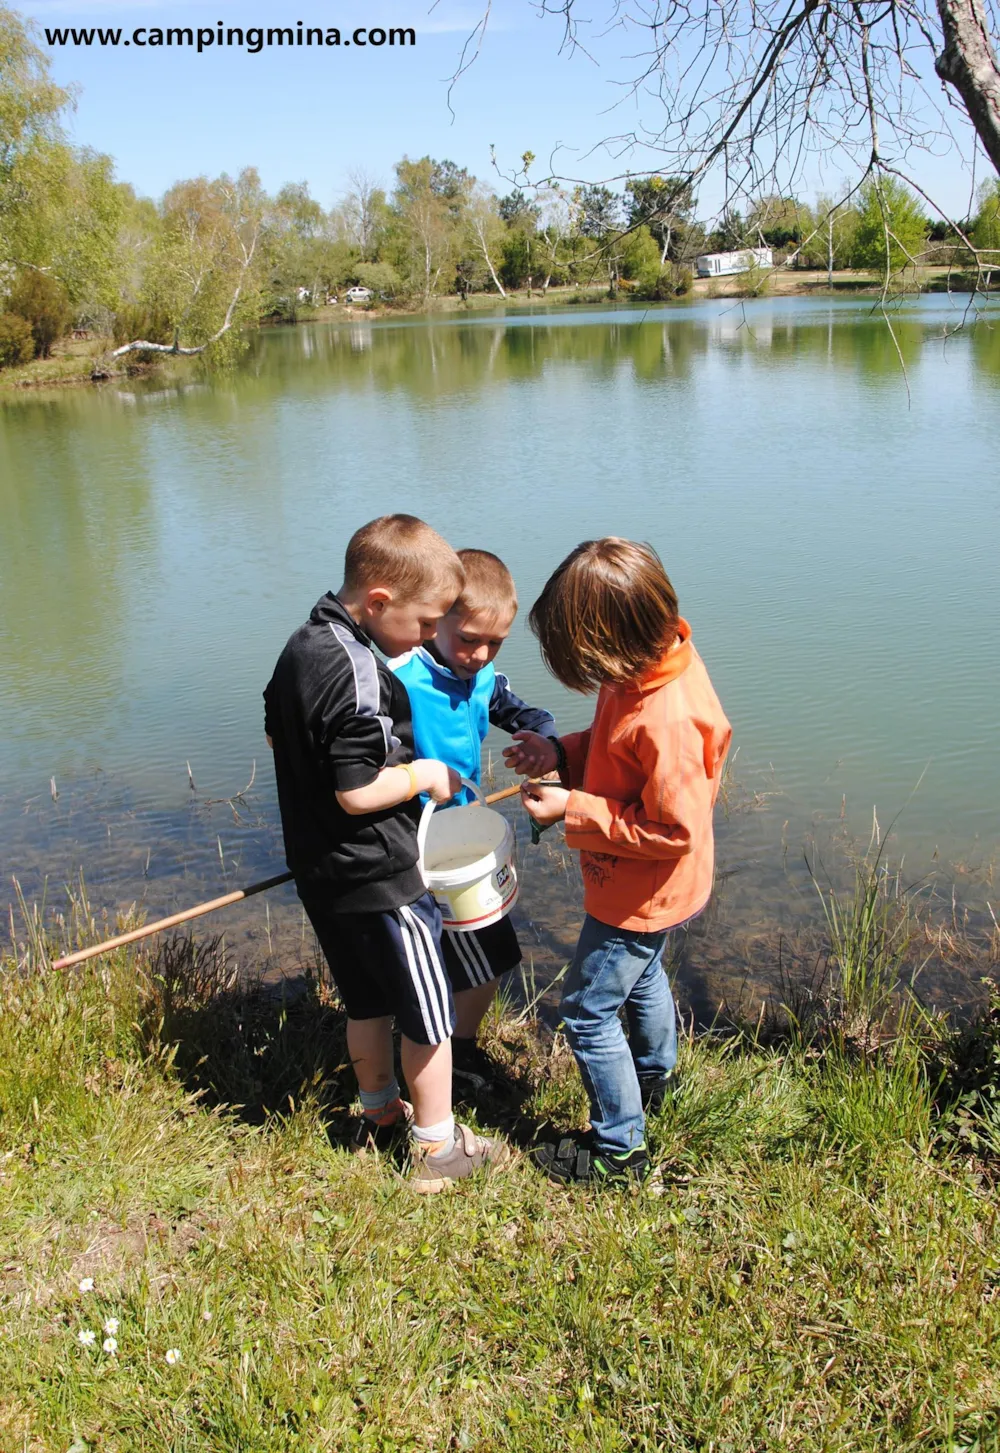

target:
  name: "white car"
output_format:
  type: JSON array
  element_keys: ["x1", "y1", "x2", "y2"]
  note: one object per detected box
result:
[{"x1": 344, "y1": 286, "x2": 374, "y2": 304}]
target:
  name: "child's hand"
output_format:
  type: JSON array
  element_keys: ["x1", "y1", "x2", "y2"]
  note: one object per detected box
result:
[
  {"x1": 520, "y1": 780, "x2": 570, "y2": 828},
  {"x1": 414, "y1": 760, "x2": 462, "y2": 804},
  {"x1": 503, "y1": 731, "x2": 559, "y2": 777}
]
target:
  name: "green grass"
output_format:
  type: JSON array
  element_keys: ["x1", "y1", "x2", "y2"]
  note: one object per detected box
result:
[
  {"x1": 0, "y1": 345, "x2": 99, "y2": 391},
  {"x1": 2, "y1": 901, "x2": 999, "y2": 1451}
]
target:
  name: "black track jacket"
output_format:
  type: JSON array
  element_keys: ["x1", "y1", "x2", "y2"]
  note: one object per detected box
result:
[{"x1": 263, "y1": 594, "x2": 425, "y2": 913}]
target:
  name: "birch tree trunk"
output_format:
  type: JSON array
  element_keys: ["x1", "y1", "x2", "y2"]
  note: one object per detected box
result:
[
  {"x1": 828, "y1": 213, "x2": 834, "y2": 288},
  {"x1": 472, "y1": 216, "x2": 506, "y2": 296}
]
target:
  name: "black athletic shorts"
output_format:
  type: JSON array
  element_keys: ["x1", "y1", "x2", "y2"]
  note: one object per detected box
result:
[
  {"x1": 442, "y1": 915, "x2": 522, "y2": 992},
  {"x1": 299, "y1": 888, "x2": 455, "y2": 1045}
]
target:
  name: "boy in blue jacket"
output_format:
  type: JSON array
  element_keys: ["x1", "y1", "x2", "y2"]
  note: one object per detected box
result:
[{"x1": 389, "y1": 549, "x2": 561, "y2": 1093}]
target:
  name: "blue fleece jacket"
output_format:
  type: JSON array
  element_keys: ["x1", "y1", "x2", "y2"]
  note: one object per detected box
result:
[{"x1": 387, "y1": 646, "x2": 558, "y2": 804}]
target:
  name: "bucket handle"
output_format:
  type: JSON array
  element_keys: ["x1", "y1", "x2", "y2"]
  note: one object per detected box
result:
[{"x1": 416, "y1": 775, "x2": 484, "y2": 886}]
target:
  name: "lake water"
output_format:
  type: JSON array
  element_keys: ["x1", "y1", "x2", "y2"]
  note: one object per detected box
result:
[{"x1": 2, "y1": 294, "x2": 998, "y2": 1014}]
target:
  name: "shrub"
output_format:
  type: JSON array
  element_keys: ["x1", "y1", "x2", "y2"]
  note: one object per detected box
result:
[
  {"x1": 0, "y1": 312, "x2": 34, "y2": 368},
  {"x1": 112, "y1": 305, "x2": 173, "y2": 348},
  {"x1": 6, "y1": 270, "x2": 72, "y2": 358},
  {"x1": 735, "y1": 260, "x2": 772, "y2": 298},
  {"x1": 352, "y1": 261, "x2": 405, "y2": 302},
  {"x1": 634, "y1": 263, "x2": 694, "y2": 300}
]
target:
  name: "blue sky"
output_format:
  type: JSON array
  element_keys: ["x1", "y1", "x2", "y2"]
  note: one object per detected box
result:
[{"x1": 25, "y1": 0, "x2": 982, "y2": 219}]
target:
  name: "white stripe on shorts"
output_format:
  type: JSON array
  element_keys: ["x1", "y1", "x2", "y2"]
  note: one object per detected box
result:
[
  {"x1": 447, "y1": 928, "x2": 490, "y2": 987},
  {"x1": 466, "y1": 929, "x2": 493, "y2": 983},
  {"x1": 399, "y1": 903, "x2": 451, "y2": 1043},
  {"x1": 397, "y1": 909, "x2": 442, "y2": 1043},
  {"x1": 404, "y1": 904, "x2": 452, "y2": 1034}
]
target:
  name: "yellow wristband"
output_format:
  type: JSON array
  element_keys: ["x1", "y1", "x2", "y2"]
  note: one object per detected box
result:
[{"x1": 401, "y1": 762, "x2": 419, "y2": 801}]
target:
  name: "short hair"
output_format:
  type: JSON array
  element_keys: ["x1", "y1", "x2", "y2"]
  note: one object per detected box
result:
[
  {"x1": 343, "y1": 515, "x2": 464, "y2": 599},
  {"x1": 451, "y1": 549, "x2": 518, "y2": 622},
  {"x1": 528, "y1": 538, "x2": 680, "y2": 693}
]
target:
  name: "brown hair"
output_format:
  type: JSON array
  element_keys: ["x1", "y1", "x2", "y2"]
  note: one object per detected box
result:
[
  {"x1": 343, "y1": 514, "x2": 464, "y2": 599},
  {"x1": 528, "y1": 538, "x2": 680, "y2": 692},
  {"x1": 452, "y1": 549, "x2": 518, "y2": 622}
]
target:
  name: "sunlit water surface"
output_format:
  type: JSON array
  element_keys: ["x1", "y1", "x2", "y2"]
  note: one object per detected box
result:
[{"x1": 2, "y1": 294, "x2": 998, "y2": 1014}]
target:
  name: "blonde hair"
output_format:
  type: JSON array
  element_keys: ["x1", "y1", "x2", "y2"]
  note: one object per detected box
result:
[
  {"x1": 344, "y1": 515, "x2": 464, "y2": 599},
  {"x1": 451, "y1": 549, "x2": 518, "y2": 622},
  {"x1": 529, "y1": 538, "x2": 679, "y2": 692}
]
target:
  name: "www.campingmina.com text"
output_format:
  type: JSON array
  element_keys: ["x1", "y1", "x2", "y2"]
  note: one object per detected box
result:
[{"x1": 44, "y1": 23, "x2": 416, "y2": 52}]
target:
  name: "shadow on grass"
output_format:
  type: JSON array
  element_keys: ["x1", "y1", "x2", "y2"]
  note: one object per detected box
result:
[
  {"x1": 145, "y1": 933, "x2": 552, "y2": 1149},
  {"x1": 147, "y1": 934, "x2": 355, "y2": 1133}
]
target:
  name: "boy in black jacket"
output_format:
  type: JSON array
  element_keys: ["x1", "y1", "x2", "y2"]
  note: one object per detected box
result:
[{"x1": 264, "y1": 514, "x2": 509, "y2": 1192}]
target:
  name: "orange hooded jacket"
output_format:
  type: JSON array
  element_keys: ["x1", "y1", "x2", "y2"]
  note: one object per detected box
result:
[{"x1": 559, "y1": 619, "x2": 732, "y2": 933}]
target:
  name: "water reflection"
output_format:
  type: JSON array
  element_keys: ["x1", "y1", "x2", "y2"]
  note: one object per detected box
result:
[{"x1": 235, "y1": 297, "x2": 999, "y2": 399}]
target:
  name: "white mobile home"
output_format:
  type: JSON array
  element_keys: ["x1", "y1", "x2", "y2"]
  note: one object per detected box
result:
[{"x1": 695, "y1": 247, "x2": 773, "y2": 277}]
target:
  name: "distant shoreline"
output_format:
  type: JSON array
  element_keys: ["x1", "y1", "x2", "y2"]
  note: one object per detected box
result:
[{"x1": 1, "y1": 269, "x2": 991, "y2": 395}]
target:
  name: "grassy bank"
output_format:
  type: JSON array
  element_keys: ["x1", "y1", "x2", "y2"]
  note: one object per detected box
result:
[{"x1": 2, "y1": 877, "x2": 1000, "y2": 1451}]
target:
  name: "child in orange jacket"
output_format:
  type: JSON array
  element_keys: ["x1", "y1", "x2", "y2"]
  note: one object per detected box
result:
[{"x1": 519, "y1": 538, "x2": 731, "y2": 1186}]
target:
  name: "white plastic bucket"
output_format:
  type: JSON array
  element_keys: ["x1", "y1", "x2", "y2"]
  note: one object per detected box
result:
[{"x1": 417, "y1": 776, "x2": 518, "y2": 932}]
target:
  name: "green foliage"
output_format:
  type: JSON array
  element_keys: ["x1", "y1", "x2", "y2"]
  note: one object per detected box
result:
[
  {"x1": 708, "y1": 208, "x2": 747, "y2": 251},
  {"x1": 625, "y1": 175, "x2": 696, "y2": 262},
  {"x1": 620, "y1": 223, "x2": 660, "y2": 282},
  {"x1": 0, "y1": 308, "x2": 32, "y2": 365},
  {"x1": 0, "y1": 9, "x2": 129, "y2": 316},
  {"x1": 353, "y1": 260, "x2": 404, "y2": 299},
  {"x1": 111, "y1": 303, "x2": 173, "y2": 351},
  {"x1": 390, "y1": 156, "x2": 467, "y2": 299},
  {"x1": 574, "y1": 183, "x2": 621, "y2": 239},
  {"x1": 747, "y1": 194, "x2": 808, "y2": 248},
  {"x1": 736, "y1": 258, "x2": 772, "y2": 297},
  {"x1": 851, "y1": 176, "x2": 928, "y2": 277},
  {"x1": 498, "y1": 188, "x2": 539, "y2": 229},
  {"x1": 633, "y1": 262, "x2": 694, "y2": 299},
  {"x1": 0, "y1": 5, "x2": 71, "y2": 179},
  {"x1": 500, "y1": 228, "x2": 532, "y2": 288},
  {"x1": 137, "y1": 167, "x2": 268, "y2": 350},
  {"x1": 7, "y1": 266, "x2": 71, "y2": 355},
  {"x1": 971, "y1": 180, "x2": 1000, "y2": 255},
  {"x1": 794, "y1": 197, "x2": 861, "y2": 271}
]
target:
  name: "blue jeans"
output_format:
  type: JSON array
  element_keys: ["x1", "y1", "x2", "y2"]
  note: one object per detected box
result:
[{"x1": 560, "y1": 914, "x2": 677, "y2": 1156}]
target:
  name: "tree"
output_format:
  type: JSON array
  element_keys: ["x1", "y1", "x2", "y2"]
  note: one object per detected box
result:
[
  {"x1": 353, "y1": 260, "x2": 403, "y2": 300},
  {"x1": 269, "y1": 181, "x2": 344, "y2": 310},
  {"x1": 0, "y1": 5, "x2": 127, "y2": 315},
  {"x1": 462, "y1": 1, "x2": 1000, "y2": 286},
  {"x1": 7, "y1": 268, "x2": 71, "y2": 355},
  {"x1": 0, "y1": 308, "x2": 32, "y2": 366},
  {"x1": 793, "y1": 195, "x2": 861, "y2": 282},
  {"x1": 337, "y1": 170, "x2": 389, "y2": 260},
  {"x1": 390, "y1": 156, "x2": 465, "y2": 302},
  {"x1": 746, "y1": 195, "x2": 808, "y2": 249},
  {"x1": 625, "y1": 176, "x2": 696, "y2": 263},
  {"x1": 0, "y1": 5, "x2": 73, "y2": 270},
  {"x1": 498, "y1": 189, "x2": 540, "y2": 228},
  {"x1": 851, "y1": 177, "x2": 928, "y2": 278},
  {"x1": 112, "y1": 168, "x2": 269, "y2": 360},
  {"x1": 465, "y1": 185, "x2": 507, "y2": 296},
  {"x1": 429, "y1": 159, "x2": 471, "y2": 217},
  {"x1": 535, "y1": 185, "x2": 574, "y2": 289},
  {"x1": 575, "y1": 185, "x2": 621, "y2": 241},
  {"x1": 971, "y1": 179, "x2": 1000, "y2": 253}
]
